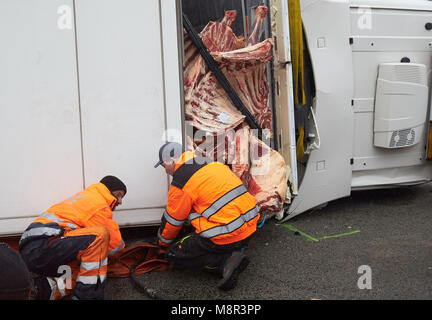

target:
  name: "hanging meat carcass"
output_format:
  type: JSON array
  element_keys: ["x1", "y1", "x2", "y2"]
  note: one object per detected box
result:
[
  {"x1": 184, "y1": 7, "x2": 273, "y2": 135},
  {"x1": 183, "y1": 6, "x2": 288, "y2": 214}
]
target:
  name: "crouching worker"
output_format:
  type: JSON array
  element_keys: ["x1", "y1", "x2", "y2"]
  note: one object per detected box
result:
[
  {"x1": 19, "y1": 176, "x2": 127, "y2": 300},
  {"x1": 154, "y1": 142, "x2": 260, "y2": 291}
]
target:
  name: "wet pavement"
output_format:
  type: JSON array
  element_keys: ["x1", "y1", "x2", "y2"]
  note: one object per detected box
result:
[{"x1": 105, "y1": 183, "x2": 432, "y2": 301}]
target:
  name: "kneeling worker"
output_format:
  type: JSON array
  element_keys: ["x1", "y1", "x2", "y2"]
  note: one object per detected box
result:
[
  {"x1": 154, "y1": 142, "x2": 260, "y2": 291},
  {"x1": 19, "y1": 176, "x2": 127, "y2": 300}
]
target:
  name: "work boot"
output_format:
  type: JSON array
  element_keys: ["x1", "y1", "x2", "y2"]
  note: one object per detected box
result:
[{"x1": 217, "y1": 251, "x2": 249, "y2": 291}]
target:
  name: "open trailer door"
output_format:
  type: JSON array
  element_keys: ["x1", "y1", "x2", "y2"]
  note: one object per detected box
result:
[
  {"x1": 269, "y1": 0, "x2": 299, "y2": 197},
  {"x1": 281, "y1": 0, "x2": 355, "y2": 220}
]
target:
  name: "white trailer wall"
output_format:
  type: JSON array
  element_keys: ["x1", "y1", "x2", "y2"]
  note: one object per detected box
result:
[
  {"x1": 0, "y1": 0, "x2": 83, "y2": 235},
  {"x1": 0, "y1": 0, "x2": 183, "y2": 236}
]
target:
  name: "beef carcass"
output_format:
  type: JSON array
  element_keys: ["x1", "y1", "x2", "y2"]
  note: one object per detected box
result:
[
  {"x1": 183, "y1": 7, "x2": 288, "y2": 214},
  {"x1": 248, "y1": 135, "x2": 288, "y2": 212},
  {"x1": 230, "y1": 124, "x2": 288, "y2": 213},
  {"x1": 183, "y1": 8, "x2": 272, "y2": 135}
]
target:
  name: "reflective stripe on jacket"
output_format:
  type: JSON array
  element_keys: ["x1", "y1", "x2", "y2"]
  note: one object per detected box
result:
[
  {"x1": 20, "y1": 183, "x2": 125, "y2": 255},
  {"x1": 158, "y1": 151, "x2": 260, "y2": 247}
]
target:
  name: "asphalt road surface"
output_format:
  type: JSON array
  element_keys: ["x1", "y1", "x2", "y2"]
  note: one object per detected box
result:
[{"x1": 105, "y1": 183, "x2": 432, "y2": 301}]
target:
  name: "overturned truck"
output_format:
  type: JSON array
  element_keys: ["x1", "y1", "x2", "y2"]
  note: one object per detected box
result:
[{"x1": 1, "y1": 0, "x2": 432, "y2": 236}]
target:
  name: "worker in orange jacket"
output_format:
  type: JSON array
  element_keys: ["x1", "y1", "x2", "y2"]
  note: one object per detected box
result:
[
  {"x1": 154, "y1": 142, "x2": 260, "y2": 290},
  {"x1": 19, "y1": 176, "x2": 127, "y2": 300}
]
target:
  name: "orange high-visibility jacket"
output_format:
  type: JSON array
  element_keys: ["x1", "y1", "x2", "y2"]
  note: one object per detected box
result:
[
  {"x1": 158, "y1": 151, "x2": 260, "y2": 247},
  {"x1": 19, "y1": 183, "x2": 125, "y2": 256}
]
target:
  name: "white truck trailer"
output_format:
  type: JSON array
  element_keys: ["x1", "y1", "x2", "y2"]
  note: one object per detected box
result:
[{"x1": 1, "y1": 0, "x2": 432, "y2": 236}]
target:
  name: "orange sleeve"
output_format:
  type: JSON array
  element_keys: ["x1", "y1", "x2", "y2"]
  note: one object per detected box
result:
[
  {"x1": 86, "y1": 208, "x2": 125, "y2": 256},
  {"x1": 157, "y1": 186, "x2": 193, "y2": 247}
]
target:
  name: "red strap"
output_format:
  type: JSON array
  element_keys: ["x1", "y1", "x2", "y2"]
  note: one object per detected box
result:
[{"x1": 107, "y1": 242, "x2": 169, "y2": 278}]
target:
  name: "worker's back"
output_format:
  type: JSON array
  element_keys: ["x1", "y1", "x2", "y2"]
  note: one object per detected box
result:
[
  {"x1": 19, "y1": 182, "x2": 123, "y2": 254},
  {"x1": 171, "y1": 151, "x2": 260, "y2": 245},
  {"x1": 45, "y1": 183, "x2": 116, "y2": 228}
]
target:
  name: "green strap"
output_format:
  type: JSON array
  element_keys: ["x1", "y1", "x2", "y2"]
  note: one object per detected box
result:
[
  {"x1": 176, "y1": 234, "x2": 192, "y2": 245},
  {"x1": 282, "y1": 224, "x2": 360, "y2": 242},
  {"x1": 282, "y1": 224, "x2": 319, "y2": 242},
  {"x1": 318, "y1": 230, "x2": 360, "y2": 240},
  {"x1": 204, "y1": 266, "x2": 218, "y2": 270}
]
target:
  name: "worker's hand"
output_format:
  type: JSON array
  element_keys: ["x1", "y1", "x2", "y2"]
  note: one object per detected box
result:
[{"x1": 152, "y1": 237, "x2": 166, "y2": 255}]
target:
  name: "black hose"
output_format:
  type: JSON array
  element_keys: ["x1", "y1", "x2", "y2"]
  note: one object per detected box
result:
[{"x1": 129, "y1": 253, "x2": 167, "y2": 300}]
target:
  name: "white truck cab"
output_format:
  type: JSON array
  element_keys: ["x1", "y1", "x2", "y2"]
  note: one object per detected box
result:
[{"x1": 1, "y1": 0, "x2": 431, "y2": 236}]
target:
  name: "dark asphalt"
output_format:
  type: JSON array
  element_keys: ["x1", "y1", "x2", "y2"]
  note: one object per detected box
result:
[{"x1": 105, "y1": 183, "x2": 432, "y2": 300}]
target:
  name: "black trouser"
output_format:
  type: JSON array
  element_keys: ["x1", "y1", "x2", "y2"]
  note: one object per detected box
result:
[
  {"x1": 164, "y1": 233, "x2": 249, "y2": 275},
  {"x1": 20, "y1": 236, "x2": 95, "y2": 276},
  {"x1": 20, "y1": 234, "x2": 104, "y2": 300}
]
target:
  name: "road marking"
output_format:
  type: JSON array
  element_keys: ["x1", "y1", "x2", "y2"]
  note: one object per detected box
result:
[{"x1": 281, "y1": 224, "x2": 360, "y2": 242}]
